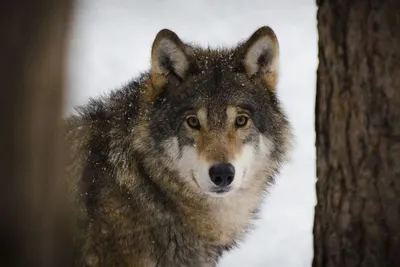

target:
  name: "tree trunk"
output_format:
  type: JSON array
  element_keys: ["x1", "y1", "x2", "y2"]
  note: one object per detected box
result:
[
  {"x1": 0, "y1": 1, "x2": 74, "y2": 267},
  {"x1": 313, "y1": 0, "x2": 400, "y2": 267}
]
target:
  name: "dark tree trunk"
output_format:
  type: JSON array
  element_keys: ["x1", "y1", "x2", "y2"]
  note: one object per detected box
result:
[
  {"x1": 0, "y1": 1, "x2": 75, "y2": 267},
  {"x1": 313, "y1": 0, "x2": 400, "y2": 267}
]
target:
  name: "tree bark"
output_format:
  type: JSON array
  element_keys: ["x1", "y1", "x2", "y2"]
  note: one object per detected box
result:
[
  {"x1": 313, "y1": 0, "x2": 400, "y2": 267},
  {"x1": 0, "y1": 1, "x2": 75, "y2": 266}
]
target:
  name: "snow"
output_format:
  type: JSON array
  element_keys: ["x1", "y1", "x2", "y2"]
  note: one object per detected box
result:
[{"x1": 66, "y1": 0, "x2": 318, "y2": 266}]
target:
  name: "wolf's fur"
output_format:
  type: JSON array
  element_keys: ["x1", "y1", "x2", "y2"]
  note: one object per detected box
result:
[{"x1": 65, "y1": 26, "x2": 293, "y2": 267}]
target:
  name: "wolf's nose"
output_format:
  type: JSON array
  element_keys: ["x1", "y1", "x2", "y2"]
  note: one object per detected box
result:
[{"x1": 209, "y1": 163, "x2": 235, "y2": 187}]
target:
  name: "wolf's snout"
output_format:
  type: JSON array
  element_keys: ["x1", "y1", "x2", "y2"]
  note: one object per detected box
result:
[{"x1": 208, "y1": 163, "x2": 235, "y2": 187}]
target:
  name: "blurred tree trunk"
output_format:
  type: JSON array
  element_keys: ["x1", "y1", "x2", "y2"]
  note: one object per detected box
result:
[
  {"x1": 313, "y1": 0, "x2": 400, "y2": 267},
  {"x1": 0, "y1": 1, "x2": 75, "y2": 267}
]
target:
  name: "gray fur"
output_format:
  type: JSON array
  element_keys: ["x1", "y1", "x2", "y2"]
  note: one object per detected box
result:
[{"x1": 65, "y1": 26, "x2": 293, "y2": 267}]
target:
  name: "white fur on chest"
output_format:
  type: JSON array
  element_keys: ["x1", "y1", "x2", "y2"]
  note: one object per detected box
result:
[{"x1": 209, "y1": 188, "x2": 262, "y2": 244}]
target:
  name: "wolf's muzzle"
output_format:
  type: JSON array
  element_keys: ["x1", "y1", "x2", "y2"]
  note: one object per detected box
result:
[{"x1": 208, "y1": 163, "x2": 235, "y2": 187}]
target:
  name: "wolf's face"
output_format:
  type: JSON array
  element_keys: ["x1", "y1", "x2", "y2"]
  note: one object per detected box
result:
[
  {"x1": 161, "y1": 104, "x2": 274, "y2": 197},
  {"x1": 143, "y1": 27, "x2": 291, "y2": 197}
]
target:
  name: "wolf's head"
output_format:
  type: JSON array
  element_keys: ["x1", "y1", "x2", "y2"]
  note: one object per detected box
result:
[{"x1": 137, "y1": 26, "x2": 292, "y2": 198}]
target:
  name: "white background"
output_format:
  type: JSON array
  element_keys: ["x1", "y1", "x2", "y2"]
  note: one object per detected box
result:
[{"x1": 66, "y1": 1, "x2": 318, "y2": 266}]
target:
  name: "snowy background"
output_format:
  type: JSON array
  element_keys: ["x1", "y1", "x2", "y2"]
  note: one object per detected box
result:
[{"x1": 65, "y1": 0, "x2": 318, "y2": 266}]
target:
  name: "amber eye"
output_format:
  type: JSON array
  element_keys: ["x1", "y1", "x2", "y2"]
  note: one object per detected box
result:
[
  {"x1": 186, "y1": 116, "x2": 200, "y2": 129},
  {"x1": 235, "y1": 115, "x2": 248, "y2": 128}
]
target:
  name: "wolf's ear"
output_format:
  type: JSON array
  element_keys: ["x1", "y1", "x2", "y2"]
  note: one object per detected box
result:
[
  {"x1": 237, "y1": 26, "x2": 279, "y2": 89},
  {"x1": 148, "y1": 29, "x2": 195, "y2": 100}
]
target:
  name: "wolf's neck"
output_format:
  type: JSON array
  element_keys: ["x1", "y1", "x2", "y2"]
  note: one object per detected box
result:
[{"x1": 176, "y1": 188, "x2": 263, "y2": 247}]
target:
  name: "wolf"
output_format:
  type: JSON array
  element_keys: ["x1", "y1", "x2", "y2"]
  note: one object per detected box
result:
[{"x1": 65, "y1": 26, "x2": 293, "y2": 267}]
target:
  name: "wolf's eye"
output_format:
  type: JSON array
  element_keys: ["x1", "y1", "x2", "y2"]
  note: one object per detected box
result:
[
  {"x1": 186, "y1": 116, "x2": 200, "y2": 130},
  {"x1": 235, "y1": 115, "x2": 248, "y2": 128}
]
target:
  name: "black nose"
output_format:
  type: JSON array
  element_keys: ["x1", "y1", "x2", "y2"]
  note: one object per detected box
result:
[{"x1": 208, "y1": 163, "x2": 235, "y2": 187}]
